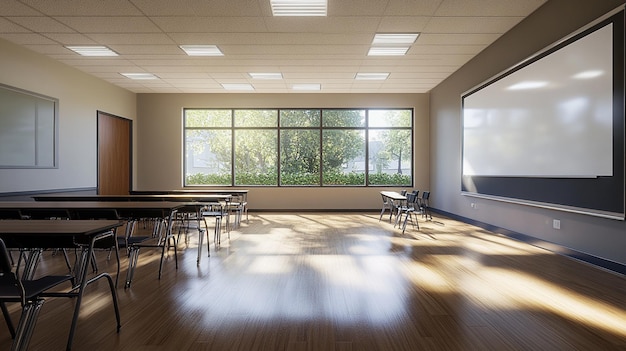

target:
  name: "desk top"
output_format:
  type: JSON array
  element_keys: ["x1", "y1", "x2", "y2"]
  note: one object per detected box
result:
[
  {"x1": 0, "y1": 220, "x2": 122, "y2": 235},
  {"x1": 32, "y1": 194, "x2": 232, "y2": 202},
  {"x1": 131, "y1": 189, "x2": 248, "y2": 195},
  {"x1": 380, "y1": 191, "x2": 406, "y2": 201},
  {"x1": 0, "y1": 201, "x2": 186, "y2": 210}
]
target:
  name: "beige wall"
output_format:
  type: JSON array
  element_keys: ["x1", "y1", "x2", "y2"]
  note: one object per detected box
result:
[
  {"x1": 136, "y1": 93, "x2": 429, "y2": 210},
  {"x1": 430, "y1": 0, "x2": 626, "y2": 264},
  {"x1": 0, "y1": 38, "x2": 136, "y2": 193}
]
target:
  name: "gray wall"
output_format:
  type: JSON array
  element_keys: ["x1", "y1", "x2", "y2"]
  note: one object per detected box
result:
[
  {"x1": 429, "y1": 0, "x2": 626, "y2": 265},
  {"x1": 0, "y1": 38, "x2": 136, "y2": 194}
]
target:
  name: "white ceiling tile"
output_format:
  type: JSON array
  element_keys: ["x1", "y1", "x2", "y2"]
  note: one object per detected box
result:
[
  {"x1": 131, "y1": 0, "x2": 266, "y2": 17},
  {"x1": 0, "y1": 0, "x2": 547, "y2": 93},
  {"x1": 435, "y1": 0, "x2": 547, "y2": 16},
  {"x1": 85, "y1": 33, "x2": 176, "y2": 45},
  {"x1": 20, "y1": 0, "x2": 144, "y2": 16},
  {"x1": 376, "y1": 16, "x2": 430, "y2": 32},
  {"x1": 8, "y1": 17, "x2": 75, "y2": 32},
  {"x1": 425, "y1": 16, "x2": 526, "y2": 34},
  {"x1": 42, "y1": 33, "x2": 98, "y2": 45},
  {"x1": 0, "y1": 0, "x2": 42, "y2": 16},
  {"x1": 0, "y1": 33, "x2": 57, "y2": 44},
  {"x1": 0, "y1": 18, "x2": 28, "y2": 33},
  {"x1": 151, "y1": 17, "x2": 267, "y2": 33},
  {"x1": 55, "y1": 17, "x2": 162, "y2": 33},
  {"x1": 383, "y1": 0, "x2": 444, "y2": 16}
]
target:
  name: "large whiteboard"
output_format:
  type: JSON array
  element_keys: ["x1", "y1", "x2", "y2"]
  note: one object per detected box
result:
[{"x1": 0, "y1": 84, "x2": 58, "y2": 168}]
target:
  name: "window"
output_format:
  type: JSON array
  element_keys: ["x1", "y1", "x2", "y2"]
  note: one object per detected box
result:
[{"x1": 184, "y1": 108, "x2": 413, "y2": 186}]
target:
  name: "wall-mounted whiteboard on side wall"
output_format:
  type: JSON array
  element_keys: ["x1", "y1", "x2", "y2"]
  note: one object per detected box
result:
[
  {"x1": 0, "y1": 84, "x2": 58, "y2": 168},
  {"x1": 463, "y1": 24, "x2": 613, "y2": 178},
  {"x1": 461, "y1": 6, "x2": 625, "y2": 220}
]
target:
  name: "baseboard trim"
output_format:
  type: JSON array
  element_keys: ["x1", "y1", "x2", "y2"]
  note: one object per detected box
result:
[
  {"x1": 432, "y1": 208, "x2": 626, "y2": 277},
  {"x1": 0, "y1": 187, "x2": 96, "y2": 200}
]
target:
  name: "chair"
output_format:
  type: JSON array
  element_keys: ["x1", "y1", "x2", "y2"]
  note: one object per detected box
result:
[
  {"x1": 400, "y1": 192, "x2": 421, "y2": 234},
  {"x1": 0, "y1": 238, "x2": 73, "y2": 350},
  {"x1": 18, "y1": 209, "x2": 73, "y2": 280},
  {"x1": 71, "y1": 209, "x2": 124, "y2": 286},
  {"x1": 395, "y1": 190, "x2": 418, "y2": 228},
  {"x1": 226, "y1": 194, "x2": 248, "y2": 229},
  {"x1": 379, "y1": 194, "x2": 394, "y2": 222},
  {"x1": 419, "y1": 191, "x2": 432, "y2": 220},
  {"x1": 201, "y1": 202, "x2": 225, "y2": 250},
  {"x1": 116, "y1": 208, "x2": 178, "y2": 288}
]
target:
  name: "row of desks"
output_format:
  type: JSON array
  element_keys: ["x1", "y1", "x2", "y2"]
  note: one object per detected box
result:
[{"x1": 0, "y1": 192, "x2": 246, "y2": 350}]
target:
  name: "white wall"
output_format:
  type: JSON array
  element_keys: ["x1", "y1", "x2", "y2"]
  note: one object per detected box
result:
[
  {"x1": 136, "y1": 93, "x2": 429, "y2": 210},
  {"x1": 0, "y1": 38, "x2": 136, "y2": 194},
  {"x1": 429, "y1": 0, "x2": 626, "y2": 265}
]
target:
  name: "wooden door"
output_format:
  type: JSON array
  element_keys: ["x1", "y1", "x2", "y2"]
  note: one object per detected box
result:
[{"x1": 97, "y1": 111, "x2": 132, "y2": 195}]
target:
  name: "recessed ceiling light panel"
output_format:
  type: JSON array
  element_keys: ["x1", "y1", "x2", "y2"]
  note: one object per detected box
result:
[
  {"x1": 249, "y1": 72, "x2": 283, "y2": 79},
  {"x1": 271, "y1": 0, "x2": 327, "y2": 16},
  {"x1": 372, "y1": 33, "x2": 419, "y2": 45},
  {"x1": 292, "y1": 84, "x2": 321, "y2": 91},
  {"x1": 221, "y1": 83, "x2": 254, "y2": 91},
  {"x1": 367, "y1": 47, "x2": 409, "y2": 56},
  {"x1": 120, "y1": 73, "x2": 159, "y2": 80},
  {"x1": 65, "y1": 46, "x2": 118, "y2": 56},
  {"x1": 355, "y1": 73, "x2": 390, "y2": 80},
  {"x1": 180, "y1": 45, "x2": 224, "y2": 56}
]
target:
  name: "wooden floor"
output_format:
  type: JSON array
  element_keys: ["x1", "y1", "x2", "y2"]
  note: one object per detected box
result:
[{"x1": 1, "y1": 212, "x2": 625, "y2": 350}]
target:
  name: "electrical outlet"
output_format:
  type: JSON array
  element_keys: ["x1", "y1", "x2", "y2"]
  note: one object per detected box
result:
[{"x1": 553, "y1": 219, "x2": 561, "y2": 230}]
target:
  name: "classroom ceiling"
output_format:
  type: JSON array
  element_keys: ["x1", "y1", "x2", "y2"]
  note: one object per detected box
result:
[{"x1": 0, "y1": 0, "x2": 547, "y2": 94}]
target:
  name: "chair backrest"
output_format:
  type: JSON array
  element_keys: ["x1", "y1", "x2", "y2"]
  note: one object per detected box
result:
[
  {"x1": 72, "y1": 208, "x2": 120, "y2": 220},
  {"x1": 405, "y1": 192, "x2": 417, "y2": 205},
  {"x1": 0, "y1": 239, "x2": 14, "y2": 277},
  {"x1": 0, "y1": 209, "x2": 22, "y2": 220},
  {"x1": 23, "y1": 208, "x2": 71, "y2": 220}
]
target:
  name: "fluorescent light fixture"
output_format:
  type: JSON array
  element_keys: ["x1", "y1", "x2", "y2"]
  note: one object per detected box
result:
[
  {"x1": 367, "y1": 47, "x2": 409, "y2": 56},
  {"x1": 355, "y1": 73, "x2": 389, "y2": 80},
  {"x1": 271, "y1": 0, "x2": 327, "y2": 16},
  {"x1": 65, "y1": 46, "x2": 118, "y2": 56},
  {"x1": 292, "y1": 84, "x2": 320, "y2": 91},
  {"x1": 179, "y1": 45, "x2": 224, "y2": 56},
  {"x1": 221, "y1": 83, "x2": 254, "y2": 91},
  {"x1": 120, "y1": 73, "x2": 159, "y2": 80},
  {"x1": 249, "y1": 72, "x2": 283, "y2": 79},
  {"x1": 372, "y1": 33, "x2": 419, "y2": 45}
]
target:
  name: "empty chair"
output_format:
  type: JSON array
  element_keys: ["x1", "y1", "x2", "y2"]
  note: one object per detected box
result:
[
  {"x1": 379, "y1": 194, "x2": 394, "y2": 221},
  {"x1": 71, "y1": 209, "x2": 123, "y2": 285},
  {"x1": 419, "y1": 191, "x2": 432, "y2": 220},
  {"x1": 201, "y1": 202, "x2": 226, "y2": 251},
  {"x1": 0, "y1": 238, "x2": 73, "y2": 350},
  {"x1": 395, "y1": 190, "x2": 418, "y2": 228},
  {"x1": 400, "y1": 192, "x2": 421, "y2": 234},
  {"x1": 116, "y1": 208, "x2": 178, "y2": 288}
]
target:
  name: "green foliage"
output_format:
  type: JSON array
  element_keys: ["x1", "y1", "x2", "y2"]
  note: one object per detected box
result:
[
  {"x1": 323, "y1": 171, "x2": 365, "y2": 185},
  {"x1": 280, "y1": 172, "x2": 319, "y2": 185},
  {"x1": 186, "y1": 173, "x2": 231, "y2": 185},
  {"x1": 235, "y1": 172, "x2": 277, "y2": 186},
  {"x1": 368, "y1": 172, "x2": 411, "y2": 186}
]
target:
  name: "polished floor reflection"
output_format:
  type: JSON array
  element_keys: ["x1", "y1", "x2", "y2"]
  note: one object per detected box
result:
[{"x1": 2, "y1": 213, "x2": 625, "y2": 350}]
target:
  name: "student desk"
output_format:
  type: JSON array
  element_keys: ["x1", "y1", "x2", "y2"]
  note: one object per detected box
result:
[{"x1": 0, "y1": 220, "x2": 123, "y2": 351}]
